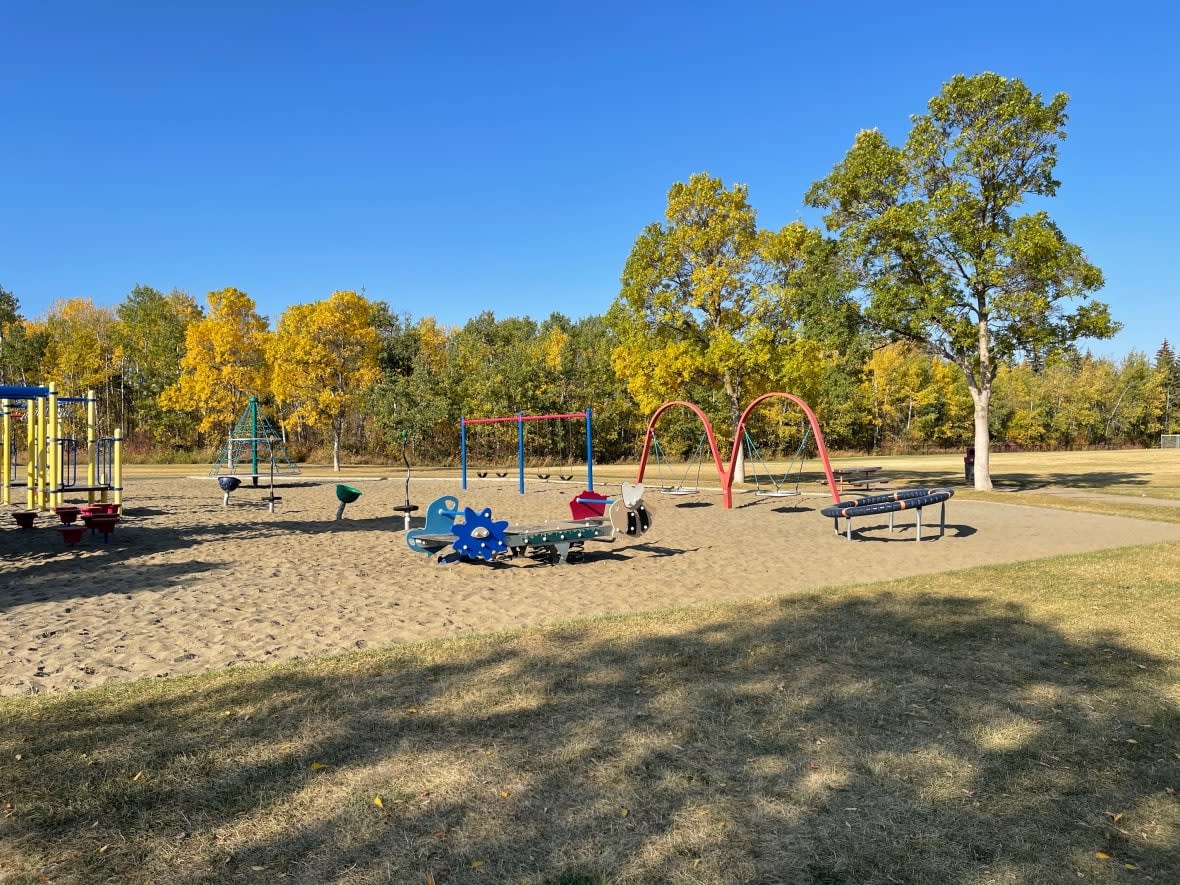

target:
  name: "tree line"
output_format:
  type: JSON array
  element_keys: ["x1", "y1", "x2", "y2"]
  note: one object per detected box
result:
[
  {"x1": 1, "y1": 281, "x2": 1175, "y2": 469},
  {"x1": 2, "y1": 74, "x2": 1175, "y2": 475}
]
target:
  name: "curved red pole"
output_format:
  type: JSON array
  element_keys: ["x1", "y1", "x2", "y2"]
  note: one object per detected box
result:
[
  {"x1": 726, "y1": 392, "x2": 841, "y2": 508},
  {"x1": 636, "y1": 401, "x2": 726, "y2": 494}
]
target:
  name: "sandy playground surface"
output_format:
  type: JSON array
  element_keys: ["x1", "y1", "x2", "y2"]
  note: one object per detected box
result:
[{"x1": 4, "y1": 474, "x2": 1180, "y2": 696}]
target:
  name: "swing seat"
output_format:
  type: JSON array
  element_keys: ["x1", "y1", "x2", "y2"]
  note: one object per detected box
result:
[
  {"x1": 661, "y1": 486, "x2": 699, "y2": 496},
  {"x1": 754, "y1": 489, "x2": 799, "y2": 498}
]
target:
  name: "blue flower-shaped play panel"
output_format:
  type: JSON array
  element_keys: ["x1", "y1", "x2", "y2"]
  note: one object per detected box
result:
[{"x1": 450, "y1": 507, "x2": 509, "y2": 562}]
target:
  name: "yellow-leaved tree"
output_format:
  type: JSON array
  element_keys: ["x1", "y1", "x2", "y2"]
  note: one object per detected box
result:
[
  {"x1": 40, "y1": 298, "x2": 119, "y2": 396},
  {"x1": 159, "y1": 287, "x2": 270, "y2": 437},
  {"x1": 267, "y1": 290, "x2": 382, "y2": 470}
]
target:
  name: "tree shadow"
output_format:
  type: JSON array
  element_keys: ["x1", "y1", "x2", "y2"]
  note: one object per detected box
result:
[
  {"x1": 988, "y1": 471, "x2": 1151, "y2": 492},
  {"x1": 3, "y1": 592, "x2": 1177, "y2": 883}
]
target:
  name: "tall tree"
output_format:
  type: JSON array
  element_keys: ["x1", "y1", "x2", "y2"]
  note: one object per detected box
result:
[
  {"x1": 806, "y1": 72, "x2": 1119, "y2": 489},
  {"x1": 0, "y1": 287, "x2": 49, "y2": 386},
  {"x1": 160, "y1": 287, "x2": 270, "y2": 438},
  {"x1": 1156, "y1": 340, "x2": 1180, "y2": 434},
  {"x1": 113, "y1": 286, "x2": 203, "y2": 442},
  {"x1": 268, "y1": 290, "x2": 383, "y2": 470},
  {"x1": 609, "y1": 173, "x2": 772, "y2": 436},
  {"x1": 40, "y1": 299, "x2": 120, "y2": 426},
  {"x1": 369, "y1": 313, "x2": 455, "y2": 462}
]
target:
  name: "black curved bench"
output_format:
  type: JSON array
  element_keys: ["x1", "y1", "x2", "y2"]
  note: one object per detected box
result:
[{"x1": 820, "y1": 487, "x2": 954, "y2": 541}]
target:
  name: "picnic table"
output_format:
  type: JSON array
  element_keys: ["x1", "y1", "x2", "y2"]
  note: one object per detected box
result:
[{"x1": 825, "y1": 466, "x2": 893, "y2": 493}]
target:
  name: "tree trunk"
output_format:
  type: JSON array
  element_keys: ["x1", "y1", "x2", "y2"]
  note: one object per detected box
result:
[
  {"x1": 968, "y1": 382, "x2": 993, "y2": 491},
  {"x1": 970, "y1": 304, "x2": 994, "y2": 491},
  {"x1": 333, "y1": 422, "x2": 341, "y2": 471}
]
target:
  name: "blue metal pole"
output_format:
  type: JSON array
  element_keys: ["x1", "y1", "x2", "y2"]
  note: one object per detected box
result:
[
  {"x1": 585, "y1": 407, "x2": 594, "y2": 491},
  {"x1": 517, "y1": 413, "x2": 525, "y2": 495},
  {"x1": 460, "y1": 418, "x2": 468, "y2": 490}
]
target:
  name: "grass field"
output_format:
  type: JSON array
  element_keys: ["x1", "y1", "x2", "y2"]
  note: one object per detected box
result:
[{"x1": 3, "y1": 450, "x2": 1179, "y2": 884}]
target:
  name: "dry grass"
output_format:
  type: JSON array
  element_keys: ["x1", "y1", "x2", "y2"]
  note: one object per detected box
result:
[{"x1": 3, "y1": 450, "x2": 1180, "y2": 883}]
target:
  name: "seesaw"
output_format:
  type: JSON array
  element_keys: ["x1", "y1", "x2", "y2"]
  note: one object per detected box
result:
[
  {"x1": 406, "y1": 484, "x2": 653, "y2": 564},
  {"x1": 820, "y1": 487, "x2": 954, "y2": 541}
]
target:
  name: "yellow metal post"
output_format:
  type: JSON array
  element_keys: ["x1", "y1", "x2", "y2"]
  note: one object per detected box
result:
[
  {"x1": 26, "y1": 395, "x2": 36, "y2": 510},
  {"x1": 88, "y1": 390, "x2": 98, "y2": 504},
  {"x1": 49, "y1": 383, "x2": 61, "y2": 510},
  {"x1": 113, "y1": 428, "x2": 123, "y2": 506},
  {"x1": 35, "y1": 393, "x2": 46, "y2": 510}
]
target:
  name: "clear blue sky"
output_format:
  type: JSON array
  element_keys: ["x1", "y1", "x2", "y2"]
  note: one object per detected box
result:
[{"x1": 2, "y1": 1, "x2": 1175, "y2": 359}]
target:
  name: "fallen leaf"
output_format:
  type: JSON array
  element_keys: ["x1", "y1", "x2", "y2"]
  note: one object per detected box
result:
[
  {"x1": 250, "y1": 866, "x2": 265, "y2": 872},
  {"x1": 471, "y1": 860, "x2": 485, "y2": 870},
  {"x1": 373, "y1": 795, "x2": 384, "y2": 809},
  {"x1": 1125, "y1": 739, "x2": 1138, "y2": 745},
  {"x1": 499, "y1": 790, "x2": 510, "y2": 799},
  {"x1": 619, "y1": 806, "x2": 630, "y2": 817},
  {"x1": 310, "y1": 762, "x2": 328, "y2": 770},
  {"x1": 1095, "y1": 851, "x2": 1111, "y2": 861},
  {"x1": 406, "y1": 707, "x2": 418, "y2": 714},
  {"x1": 1123, "y1": 863, "x2": 1138, "y2": 870},
  {"x1": 97, "y1": 845, "x2": 110, "y2": 854},
  {"x1": 14, "y1": 754, "x2": 21, "y2": 761},
  {"x1": 131, "y1": 771, "x2": 144, "y2": 781},
  {"x1": 426, "y1": 875, "x2": 436, "y2": 885}
]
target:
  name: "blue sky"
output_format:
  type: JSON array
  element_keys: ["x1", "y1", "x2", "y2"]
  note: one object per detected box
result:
[{"x1": 2, "y1": 1, "x2": 1175, "y2": 359}]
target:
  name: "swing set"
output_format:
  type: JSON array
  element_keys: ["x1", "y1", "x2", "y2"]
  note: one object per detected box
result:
[
  {"x1": 646, "y1": 431, "x2": 710, "y2": 495},
  {"x1": 460, "y1": 409, "x2": 594, "y2": 494},
  {"x1": 741, "y1": 422, "x2": 813, "y2": 498},
  {"x1": 635, "y1": 393, "x2": 842, "y2": 510}
]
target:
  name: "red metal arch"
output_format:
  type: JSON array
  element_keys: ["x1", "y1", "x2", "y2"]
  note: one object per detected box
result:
[
  {"x1": 636, "y1": 394, "x2": 841, "y2": 509},
  {"x1": 635, "y1": 400, "x2": 727, "y2": 495},
  {"x1": 726, "y1": 392, "x2": 840, "y2": 509}
]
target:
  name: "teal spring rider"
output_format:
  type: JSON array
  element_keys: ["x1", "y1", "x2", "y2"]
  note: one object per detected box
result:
[{"x1": 335, "y1": 484, "x2": 362, "y2": 520}]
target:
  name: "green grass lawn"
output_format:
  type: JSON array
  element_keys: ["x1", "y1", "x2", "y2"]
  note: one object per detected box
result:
[{"x1": 3, "y1": 451, "x2": 1180, "y2": 884}]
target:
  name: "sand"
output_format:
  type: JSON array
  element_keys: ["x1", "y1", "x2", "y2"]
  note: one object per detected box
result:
[{"x1": 4, "y1": 474, "x2": 1180, "y2": 696}]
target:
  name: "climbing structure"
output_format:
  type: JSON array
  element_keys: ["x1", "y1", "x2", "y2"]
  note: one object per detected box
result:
[{"x1": 209, "y1": 396, "x2": 299, "y2": 486}]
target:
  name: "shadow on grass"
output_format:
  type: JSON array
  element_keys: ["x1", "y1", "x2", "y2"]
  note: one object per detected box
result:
[
  {"x1": 2, "y1": 592, "x2": 1177, "y2": 883},
  {"x1": 989, "y1": 471, "x2": 1151, "y2": 492}
]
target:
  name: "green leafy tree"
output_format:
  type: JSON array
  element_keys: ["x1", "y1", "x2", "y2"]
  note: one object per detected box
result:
[
  {"x1": 806, "y1": 72, "x2": 1119, "y2": 488},
  {"x1": 113, "y1": 286, "x2": 204, "y2": 444},
  {"x1": 1156, "y1": 340, "x2": 1180, "y2": 434},
  {"x1": 369, "y1": 314, "x2": 455, "y2": 461}
]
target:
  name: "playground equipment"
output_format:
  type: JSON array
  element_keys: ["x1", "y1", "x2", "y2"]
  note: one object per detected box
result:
[
  {"x1": 217, "y1": 475, "x2": 242, "y2": 506},
  {"x1": 635, "y1": 393, "x2": 841, "y2": 510},
  {"x1": 209, "y1": 396, "x2": 298, "y2": 486},
  {"x1": 461, "y1": 409, "x2": 594, "y2": 495},
  {"x1": 390, "y1": 433, "x2": 419, "y2": 530},
  {"x1": 406, "y1": 483, "x2": 652, "y2": 565},
  {"x1": 1, "y1": 383, "x2": 123, "y2": 511},
  {"x1": 820, "y1": 488, "x2": 954, "y2": 541},
  {"x1": 742, "y1": 423, "x2": 812, "y2": 498},
  {"x1": 335, "y1": 484, "x2": 361, "y2": 519},
  {"x1": 646, "y1": 431, "x2": 709, "y2": 495}
]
